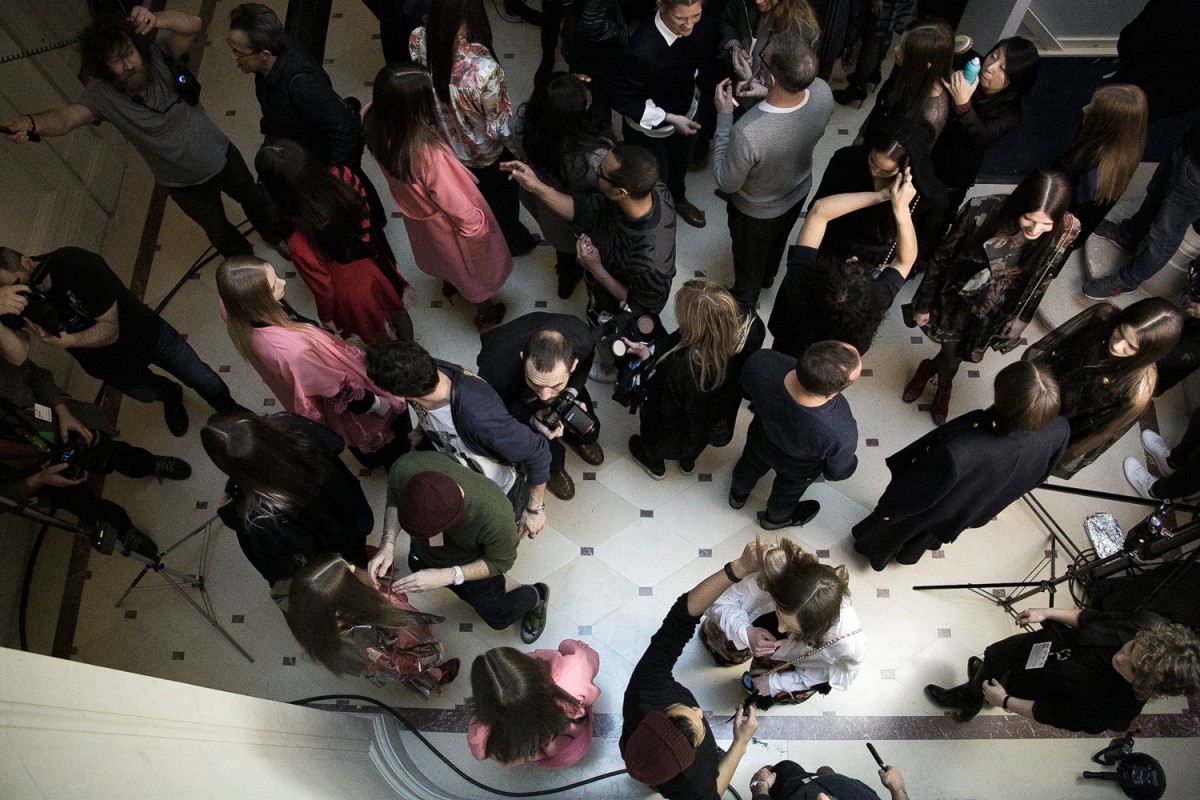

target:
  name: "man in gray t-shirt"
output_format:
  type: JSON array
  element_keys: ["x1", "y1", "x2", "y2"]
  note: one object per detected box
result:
[
  {"x1": 713, "y1": 32, "x2": 833, "y2": 310},
  {"x1": 2, "y1": 6, "x2": 275, "y2": 257}
]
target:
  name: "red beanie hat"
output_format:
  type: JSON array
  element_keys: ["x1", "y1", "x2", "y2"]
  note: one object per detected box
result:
[
  {"x1": 624, "y1": 710, "x2": 697, "y2": 786},
  {"x1": 397, "y1": 471, "x2": 464, "y2": 538}
]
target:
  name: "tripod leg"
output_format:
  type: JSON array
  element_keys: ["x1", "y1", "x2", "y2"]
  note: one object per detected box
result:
[
  {"x1": 157, "y1": 571, "x2": 255, "y2": 663},
  {"x1": 115, "y1": 566, "x2": 153, "y2": 607}
]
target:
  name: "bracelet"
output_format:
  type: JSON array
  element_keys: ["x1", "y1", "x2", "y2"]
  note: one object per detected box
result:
[
  {"x1": 526, "y1": 504, "x2": 545, "y2": 515},
  {"x1": 750, "y1": 779, "x2": 767, "y2": 792},
  {"x1": 1002, "y1": 695, "x2": 1010, "y2": 710},
  {"x1": 27, "y1": 114, "x2": 37, "y2": 133},
  {"x1": 723, "y1": 561, "x2": 742, "y2": 583}
]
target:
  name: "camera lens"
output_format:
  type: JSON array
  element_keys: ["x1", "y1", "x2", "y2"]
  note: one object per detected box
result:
[{"x1": 611, "y1": 339, "x2": 627, "y2": 357}]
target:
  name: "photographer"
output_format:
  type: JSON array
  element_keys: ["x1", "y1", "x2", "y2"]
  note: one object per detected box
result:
[
  {"x1": 502, "y1": 144, "x2": 676, "y2": 380},
  {"x1": 0, "y1": 322, "x2": 189, "y2": 561},
  {"x1": 1, "y1": 6, "x2": 277, "y2": 258},
  {"x1": 748, "y1": 762, "x2": 909, "y2": 800},
  {"x1": 367, "y1": 338, "x2": 551, "y2": 539},
  {"x1": 0, "y1": 247, "x2": 241, "y2": 437},
  {"x1": 476, "y1": 313, "x2": 604, "y2": 502}
]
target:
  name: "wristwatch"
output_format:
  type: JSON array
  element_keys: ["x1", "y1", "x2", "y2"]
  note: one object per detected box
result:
[
  {"x1": 750, "y1": 779, "x2": 768, "y2": 794},
  {"x1": 452, "y1": 565, "x2": 465, "y2": 586},
  {"x1": 526, "y1": 504, "x2": 546, "y2": 515}
]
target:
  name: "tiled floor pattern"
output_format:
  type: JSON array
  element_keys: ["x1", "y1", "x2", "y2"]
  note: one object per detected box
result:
[{"x1": 17, "y1": 2, "x2": 1200, "y2": 798}]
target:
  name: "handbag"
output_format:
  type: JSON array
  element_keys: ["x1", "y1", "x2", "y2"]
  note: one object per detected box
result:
[
  {"x1": 741, "y1": 628, "x2": 862, "y2": 710},
  {"x1": 983, "y1": 227, "x2": 1072, "y2": 356}
]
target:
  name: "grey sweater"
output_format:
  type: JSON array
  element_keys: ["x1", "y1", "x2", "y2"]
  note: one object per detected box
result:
[{"x1": 713, "y1": 79, "x2": 834, "y2": 219}]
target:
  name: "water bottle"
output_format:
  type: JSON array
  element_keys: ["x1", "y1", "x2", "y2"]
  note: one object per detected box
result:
[{"x1": 963, "y1": 57, "x2": 980, "y2": 84}]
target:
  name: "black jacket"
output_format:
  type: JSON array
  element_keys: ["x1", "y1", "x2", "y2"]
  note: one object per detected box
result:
[
  {"x1": 256, "y1": 45, "x2": 362, "y2": 166},
  {"x1": 475, "y1": 312, "x2": 594, "y2": 405}
]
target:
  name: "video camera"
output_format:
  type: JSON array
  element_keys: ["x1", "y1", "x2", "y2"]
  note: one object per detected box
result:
[
  {"x1": 593, "y1": 310, "x2": 656, "y2": 357},
  {"x1": 541, "y1": 387, "x2": 597, "y2": 438},
  {"x1": 1, "y1": 261, "x2": 95, "y2": 336},
  {"x1": 46, "y1": 429, "x2": 111, "y2": 480}
]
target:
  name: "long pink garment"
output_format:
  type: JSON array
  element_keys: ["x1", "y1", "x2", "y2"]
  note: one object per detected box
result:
[
  {"x1": 376, "y1": 142, "x2": 513, "y2": 303},
  {"x1": 248, "y1": 323, "x2": 405, "y2": 453},
  {"x1": 466, "y1": 639, "x2": 601, "y2": 769}
]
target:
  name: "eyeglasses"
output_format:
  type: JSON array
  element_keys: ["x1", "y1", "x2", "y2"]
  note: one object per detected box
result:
[{"x1": 230, "y1": 47, "x2": 259, "y2": 60}]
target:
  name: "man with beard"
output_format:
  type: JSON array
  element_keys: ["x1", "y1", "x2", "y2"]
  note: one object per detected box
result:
[{"x1": 2, "y1": 6, "x2": 276, "y2": 258}]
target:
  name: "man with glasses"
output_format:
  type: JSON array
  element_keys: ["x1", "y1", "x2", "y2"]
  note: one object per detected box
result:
[
  {"x1": 502, "y1": 144, "x2": 677, "y2": 380},
  {"x1": 2, "y1": 6, "x2": 276, "y2": 258}
]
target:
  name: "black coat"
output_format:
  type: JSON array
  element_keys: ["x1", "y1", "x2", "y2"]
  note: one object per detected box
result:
[
  {"x1": 851, "y1": 409, "x2": 1070, "y2": 569},
  {"x1": 475, "y1": 312, "x2": 595, "y2": 405}
]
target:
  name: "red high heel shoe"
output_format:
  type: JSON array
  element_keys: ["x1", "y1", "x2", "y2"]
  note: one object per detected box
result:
[{"x1": 902, "y1": 359, "x2": 935, "y2": 403}]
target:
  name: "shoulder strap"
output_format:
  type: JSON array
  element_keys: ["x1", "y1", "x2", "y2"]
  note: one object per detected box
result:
[{"x1": 763, "y1": 628, "x2": 864, "y2": 675}]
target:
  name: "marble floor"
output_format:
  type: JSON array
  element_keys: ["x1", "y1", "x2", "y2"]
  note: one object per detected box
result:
[{"x1": 19, "y1": 2, "x2": 1200, "y2": 798}]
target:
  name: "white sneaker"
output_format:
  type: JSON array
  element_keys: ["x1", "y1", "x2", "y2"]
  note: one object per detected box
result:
[
  {"x1": 1123, "y1": 457, "x2": 1157, "y2": 500},
  {"x1": 1141, "y1": 430, "x2": 1174, "y2": 476}
]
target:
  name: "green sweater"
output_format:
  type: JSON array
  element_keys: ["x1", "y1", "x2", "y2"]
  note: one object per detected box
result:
[{"x1": 386, "y1": 451, "x2": 519, "y2": 577}]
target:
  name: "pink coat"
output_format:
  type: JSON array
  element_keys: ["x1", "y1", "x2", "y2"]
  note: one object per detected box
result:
[
  {"x1": 377, "y1": 141, "x2": 513, "y2": 303},
  {"x1": 248, "y1": 323, "x2": 405, "y2": 453},
  {"x1": 467, "y1": 639, "x2": 601, "y2": 769}
]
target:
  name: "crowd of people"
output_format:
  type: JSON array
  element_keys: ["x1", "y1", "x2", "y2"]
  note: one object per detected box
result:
[{"x1": 5, "y1": 1, "x2": 1200, "y2": 797}]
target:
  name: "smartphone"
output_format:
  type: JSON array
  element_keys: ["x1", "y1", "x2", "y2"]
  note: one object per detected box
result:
[{"x1": 867, "y1": 742, "x2": 885, "y2": 769}]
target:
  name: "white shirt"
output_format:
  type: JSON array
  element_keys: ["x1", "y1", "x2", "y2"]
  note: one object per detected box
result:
[{"x1": 415, "y1": 403, "x2": 517, "y2": 495}]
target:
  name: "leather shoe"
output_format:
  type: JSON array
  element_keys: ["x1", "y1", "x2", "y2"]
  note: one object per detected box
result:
[
  {"x1": 902, "y1": 359, "x2": 934, "y2": 403},
  {"x1": 521, "y1": 583, "x2": 550, "y2": 644},
  {"x1": 162, "y1": 384, "x2": 189, "y2": 437},
  {"x1": 547, "y1": 469, "x2": 575, "y2": 500},
  {"x1": 570, "y1": 440, "x2": 605, "y2": 466},
  {"x1": 675, "y1": 200, "x2": 707, "y2": 228},
  {"x1": 924, "y1": 683, "x2": 961, "y2": 710},
  {"x1": 967, "y1": 656, "x2": 983, "y2": 681},
  {"x1": 757, "y1": 500, "x2": 820, "y2": 530}
]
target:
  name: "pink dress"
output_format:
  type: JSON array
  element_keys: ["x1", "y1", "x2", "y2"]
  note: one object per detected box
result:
[
  {"x1": 248, "y1": 323, "x2": 405, "y2": 454},
  {"x1": 376, "y1": 141, "x2": 513, "y2": 303},
  {"x1": 287, "y1": 167, "x2": 409, "y2": 345},
  {"x1": 467, "y1": 639, "x2": 601, "y2": 769}
]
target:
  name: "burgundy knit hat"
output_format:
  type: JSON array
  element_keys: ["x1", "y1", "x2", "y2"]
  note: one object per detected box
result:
[
  {"x1": 397, "y1": 471, "x2": 464, "y2": 538},
  {"x1": 624, "y1": 710, "x2": 696, "y2": 786}
]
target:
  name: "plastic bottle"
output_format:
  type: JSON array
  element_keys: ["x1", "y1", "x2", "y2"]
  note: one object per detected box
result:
[{"x1": 963, "y1": 57, "x2": 981, "y2": 84}]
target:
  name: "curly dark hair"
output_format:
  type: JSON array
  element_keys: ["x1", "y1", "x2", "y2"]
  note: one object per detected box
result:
[
  {"x1": 366, "y1": 338, "x2": 440, "y2": 398},
  {"x1": 80, "y1": 12, "x2": 152, "y2": 80},
  {"x1": 786, "y1": 256, "x2": 891, "y2": 356}
]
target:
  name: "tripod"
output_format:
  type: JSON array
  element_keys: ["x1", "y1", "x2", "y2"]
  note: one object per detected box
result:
[
  {"x1": 2, "y1": 495, "x2": 252, "y2": 662},
  {"x1": 912, "y1": 482, "x2": 1200, "y2": 621},
  {"x1": 115, "y1": 514, "x2": 254, "y2": 663}
]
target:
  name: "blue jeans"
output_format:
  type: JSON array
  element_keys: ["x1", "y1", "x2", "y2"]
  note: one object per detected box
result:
[
  {"x1": 103, "y1": 322, "x2": 237, "y2": 412},
  {"x1": 408, "y1": 552, "x2": 537, "y2": 631},
  {"x1": 1115, "y1": 144, "x2": 1200, "y2": 288}
]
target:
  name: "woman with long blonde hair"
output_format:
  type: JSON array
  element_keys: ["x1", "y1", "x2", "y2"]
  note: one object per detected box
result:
[
  {"x1": 725, "y1": 0, "x2": 821, "y2": 85},
  {"x1": 1058, "y1": 83, "x2": 1148, "y2": 246},
  {"x1": 624, "y1": 280, "x2": 765, "y2": 478},
  {"x1": 216, "y1": 256, "x2": 410, "y2": 468}
]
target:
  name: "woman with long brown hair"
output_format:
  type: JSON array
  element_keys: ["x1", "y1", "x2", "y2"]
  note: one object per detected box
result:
[
  {"x1": 1023, "y1": 297, "x2": 1182, "y2": 478},
  {"x1": 216, "y1": 256, "x2": 410, "y2": 468},
  {"x1": 904, "y1": 169, "x2": 1080, "y2": 425},
  {"x1": 364, "y1": 64, "x2": 511, "y2": 331},
  {"x1": 410, "y1": 0, "x2": 538, "y2": 256},
  {"x1": 858, "y1": 17, "x2": 955, "y2": 148},
  {"x1": 467, "y1": 641, "x2": 601, "y2": 768},
  {"x1": 702, "y1": 537, "x2": 866, "y2": 705},
  {"x1": 288, "y1": 554, "x2": 459, "y2": 696},
  {"x1": 202, "y1": 411, "x2": 373, "y2": 591},
  {"x1": 623, "y1": 280, "x2": 765, "y2": 478},
  {"x1": 725, "y1": 0, "x2": 821, "y2": 88},
  {"x1": 1058, "y1": 83, "x2": 1148, "y2": 247},
  {"x1": 255, "y1": 139, "x2": 411, "y2": 344}
]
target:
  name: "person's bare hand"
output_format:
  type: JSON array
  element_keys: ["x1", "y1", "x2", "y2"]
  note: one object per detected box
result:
[
  {"x1": 530, "y1": 412, "x2": 565, "y2": 441},
  {"x1": 891, "y1": 167, "x2": 917, "y2": 209},
  {"x1": 746, "y1": 626, "x2": 782, "y2": 657},
  {"x1": 127, "y1": 5, "x2": 157, "y2": 35},
  {"x1": 982, "y1": 678, "x2": 1007, "y2": 707},
  {"x1": 736, "y1": 537, "x2": 767, "y2": 577},
  {"x1": 752, "y1": 765, "x2": 776, "y2": 789},
  {"x1": 1185, "y1": 301, "x2": 1200, "y2": 320},
  {"x1": 750, "y1": 674, "x2": 771, "y2": 695},
  {"x1": 731, "y1": 48, "x2": 753, "y2": 81},
  {"x1": 942, "y1": 71, "x2": 978, "y2": 107},
  {"x1": 33, "y1": 462, "x2": 87, "y2": 489},
  {"x1": 1, "y1": 116, "x2": 36, "y2": 143},
  {"x1": 735, "y1": 79, "x2": 768, "y2": 100},
  {"x1": 1016, "y1": 607, "x2": 1049, "y2": 626},
  {"x1": 731, "y1": 703, "x2": 759, "y2": 743},
  {"x1": 619, "y1": 337, "x2": 650, "y2": 361},
  {"x1": 0, "y1": 284, "x2": 29, "y2": 315},
  {"x1": 714, "y1": 78, "x2": 736, "y2": 115},
  {"x1": 520, "y1": 510, "x2": 546, "y2": 539},
  {"x1": 392, "y1": 567, "x2": 451, "y2": 593},
  {"x1": 879, "y1": 766, "x2": 905, "y2": 792},
  {"x1": 55, "y1": 405, "x2": 93, "y2": 445},
  {"x1": 575, "y1": 234, "x2": 603, "y2": 273},
  {"x1": 914, "y1": 311, "x2": 930, "y2": 327},
  {"x1": 366, "y1": 542, "x2": 396, "y2": 588},
  {"x1": 500, "y1": 160, "x2": 542, "y2": 192},
  {"x1": 666, "y1": 114, "x2": 701, "y2": 136}
]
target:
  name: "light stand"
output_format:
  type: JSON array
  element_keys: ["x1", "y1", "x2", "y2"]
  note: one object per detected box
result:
[
  {"x1": 1, "y1": 495, "x2": 252, "y2": 662},
  {"x1": 911, "y1": 482, "x2": 1200, "y2": 622}
]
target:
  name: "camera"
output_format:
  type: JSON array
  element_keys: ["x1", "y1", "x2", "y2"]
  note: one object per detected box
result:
[
  {"x1": 541, "y1": 388, "x2": 597, "y2": 438},
  {"x1": 165, "y1": 52, "x2": 201, "y2": 106},
  {"x1": 593, "y1": 310, "x2": 657, "y2": 356},
  {"x1": 1, "y1": 261, "x2": 95, "y2": 336},
  {"x1": 46, "y1": 430, "x2": 110, "y2": 480}
]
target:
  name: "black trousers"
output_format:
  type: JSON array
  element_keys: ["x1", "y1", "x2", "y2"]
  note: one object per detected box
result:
[
  {"x1": 727, "y1": 198, "x2": 805, "y2": 309},
  {"x1": 468, "y1": 152, "x2": 539, "y2": 256},
  {"x1": 167, "y1": 142, "x2": 278, "y2": 257}
]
